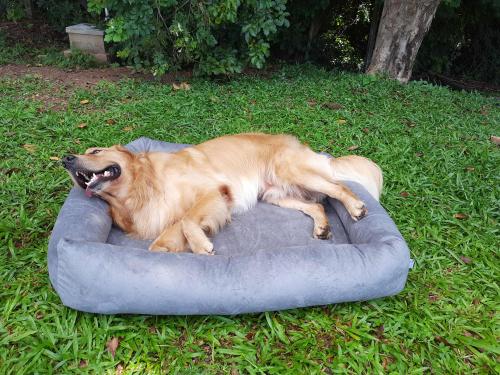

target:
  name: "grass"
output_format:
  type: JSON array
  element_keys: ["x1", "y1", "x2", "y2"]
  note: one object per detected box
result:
[{"x1": 0, "y1": 64, "x2": 499, "y2": 374}]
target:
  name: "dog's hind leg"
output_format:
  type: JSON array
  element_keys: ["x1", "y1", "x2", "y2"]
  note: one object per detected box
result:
[
  {"x1": 264, "y1": 197, "x2": 332, "y2": 239},
  {"x1": 275, "y1": 152, "x2": 367, "y2": 221},
  {"x1": 291, "y1": 174, "x2": 366, "y2": 220}
]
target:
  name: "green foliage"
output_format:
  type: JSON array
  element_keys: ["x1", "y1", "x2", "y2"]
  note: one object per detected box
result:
[
  {"x1": 0, "y1": 30, "x2": 104, "y2": 69},
  {"x1": 0, "y1": 66, "x2": 499, "y2": 373},
  {"x1": 272, "y1": 0, "x2": 372, "y2": 72},
  {"x1": 0, "y1": 31, "x2": 28, "y2": 64},
  {"x1": 40, "y1": 49, "x2": 105, "y2": 69},
  {"x1": 3, "y1": 0, "x2": 25, "y2": 21},
  {"x1": 0, "y1": 0, "x2": 95, "y2": 31},
  {"x1": 415, "y1": 0, "x2": 500, "y2": 84},
  {"x1": 34, "y1": 0, "x2": 90, "y2": 31},
  {"x1": 88, "y1": 0, "x2": 289, "y2": 76}
]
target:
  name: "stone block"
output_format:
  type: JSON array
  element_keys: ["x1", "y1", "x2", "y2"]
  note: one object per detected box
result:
[{"x1": 65, "y1": 23, "x2": 107, "y2": 62}]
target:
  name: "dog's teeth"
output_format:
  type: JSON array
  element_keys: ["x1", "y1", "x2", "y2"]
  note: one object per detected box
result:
[{"x1": 104, "y1": 170, "x2": 110, "y2": 177}]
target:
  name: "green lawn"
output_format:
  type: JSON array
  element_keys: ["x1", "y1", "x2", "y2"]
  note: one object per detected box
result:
[{"x1": 0, "y1": 65, "x2": 498, "y2": 374}]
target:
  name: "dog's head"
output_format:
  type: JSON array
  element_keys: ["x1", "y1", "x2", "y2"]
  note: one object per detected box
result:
[{"x1": 62, "y1": 145, "x2": 133, "y2": 198}]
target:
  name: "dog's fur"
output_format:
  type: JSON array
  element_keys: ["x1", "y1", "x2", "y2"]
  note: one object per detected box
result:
[{"x1": 63, "y1": 133, "x2": 382, "y2": 255}]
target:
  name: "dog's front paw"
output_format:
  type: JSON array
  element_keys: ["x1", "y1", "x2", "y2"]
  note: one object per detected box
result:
[
  {"x1": 149, "y1": 238, "x2": 186, "y2": 253},
  {"x1": 349, "y1": 200, "x2": 368, "y2": 221},
  {"x1": 190, "y1": 240, "x2": 215, "y2": 256},
  {"x1": 149, "y1": 243, "x2": 170, "y2": 252},
  {"x1": 314, "y1": 225, "x2": 332, "y2": 240}
]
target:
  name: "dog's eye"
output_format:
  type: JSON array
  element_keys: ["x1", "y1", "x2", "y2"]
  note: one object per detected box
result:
[{"x1": 90, "y1": 149, "x2": 101, "y2": 155}]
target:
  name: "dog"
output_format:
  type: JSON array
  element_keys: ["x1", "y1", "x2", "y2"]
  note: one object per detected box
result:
[{"x1": 62, "y1": 133, "x2": 382, "y2": 255}]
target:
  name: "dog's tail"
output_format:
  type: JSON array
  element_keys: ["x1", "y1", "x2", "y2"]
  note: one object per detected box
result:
[{"x1": 330, "y1": 156, "x2": 383, "y2": 201}]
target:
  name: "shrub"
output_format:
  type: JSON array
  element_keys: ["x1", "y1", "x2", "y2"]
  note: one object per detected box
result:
[
  {"x1": 415, "y1": 0, "x2": 500, "y2": 84},
  {"x1": 273, "y1": 0, "x2": 371, "y2": 72},
  {"x1": 0, "y1": 0, "x2": 93, "y2": 31},
  {"x1": 87, "y1": 0, "x2": 289, "y2": 76}
]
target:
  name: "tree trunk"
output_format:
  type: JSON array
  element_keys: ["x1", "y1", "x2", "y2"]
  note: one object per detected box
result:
[
  {"x1": 23, "y1": 0, "x2": 33, "y2": 18},
  {"x1": 365, "y1": 0, "x2": 383, "y2": 70},
  {"x1": 366, "y1": 0, "x2": 441, "y2": 83}
]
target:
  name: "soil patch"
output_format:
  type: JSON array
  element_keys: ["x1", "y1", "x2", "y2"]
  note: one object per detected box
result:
[
  {"x1": 0, "y1": 20, "x2": 66, "y2": 49},
  {"x1": 0, "y1": 64, "x2": 158, "y2": 88}
]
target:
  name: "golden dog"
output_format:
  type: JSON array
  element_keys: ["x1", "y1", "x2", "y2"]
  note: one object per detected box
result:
[{"x1": 62, "y1": 133, "x2": 382, "y2": 255}]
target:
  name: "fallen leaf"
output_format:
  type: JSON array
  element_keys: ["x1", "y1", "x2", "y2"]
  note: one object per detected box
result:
[
  {"x1": 347, "y1": 145, "x2": 359, "y2": 151},
  {"x1": 460, "y1": 256, "x2": 472, "y2": 264},
  {"x1": 106, "y1": 119, "x2": 116, "y2": 125},
  {"x1": 490, "y1": 135, "x2": 500, "y2": 145},
  {"x1": 381, "y1": 356, "x2": 393, "y2": 370},
  {"x1": 400, "y1": 191, "x2": 410, "y2": 198},
  {"x1": 415, "y1": 152, "x2": 423, "y2": 157},
  {"x1": 49, "y1": 156, "x2": 60, "y2": 161},
  {"x1": 172, "y1": 82, "x2": 191, "y2": 91},
  {"x1": 74, "y1": 139, "x2": 81, "y2": 144},
  {"x1": 230, "y1": 369, "x2": 239, "y2": 375},
  {"x1": 465, "y1": 166, "x2": 475, "y2": 172},
  {"x1": 80, "y1": 99, "x2": 89, "y2": 105},
  {"x1": 77, "y1": 123, "x2": 87, "y2": 129},
  {"x1": 115, "y1": 364, "x2": 124, "y2": 375},
  {"x1": 402, "y1": 119, "x2": 416, "y2": 128},
  {"x1": 454, "y1": 213, "x2": 468, "y2": 220},
  {"x1": 428, "y1": 293, "x2": 439, "y2": 302},
  {"x1": 245, "y1": 331, "x2": 255, "y2": 340},
  {"x1": 79, "y1": 360, "x2": 88, "y2": 368},
  {"x1": 35, "y1": 311, "x2": 43, "y2": 319},
  {"x1": 249, "y1": 99, "x2": 257, "y2": 105},
  {"x1": 463, "y1": 330, "x2": 473, "y2": 337},
  {"x1": 23, "y1": 144, "x2": 37, "y2": 153},
  {"x1": 435, "y1": 336, "x2": 451, "y2": 346},
  {"x1": 351, "y1": 87, "x2": 368, "y2": 95},
  {"x1": 148, "y1": 326, "x2": 157, "y2": 334},
  {"x1": 337, "y1": 119, "x2": 347, "y2": 125},
  {"x1": 472, "y1": 298, "x2": 480, "y2": 305},
  {"x1": 307, "y1": 99, "x2": 317, "y2": 107},
  {"x1": 362, "y1": 127, "x2": 370, "y2": 134},
  {"x1": 4, "y1": 167, "x2": 20, "y2": 176},
  {"x1": 374, "y1": 325, "x2": 385, "y2": 340},
  {"x1": 106, "y1": 337, "x2": 120, "y2": 358},
  {"x1": 122, "y1": 126, "x2": 134, "y2": 132},
  {"x1": 322, "y1": 102, "x2": 343, "y2": 110}
]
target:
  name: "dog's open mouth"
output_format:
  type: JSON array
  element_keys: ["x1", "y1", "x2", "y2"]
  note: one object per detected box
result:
[{"x1": 72, "y1": 164, "x2": 121, "y2": 196}]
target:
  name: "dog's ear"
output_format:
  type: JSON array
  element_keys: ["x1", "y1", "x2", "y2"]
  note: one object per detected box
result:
[
  {"x1": 110, "y1": 145, "x2": 135, "y2": 158},
  {"x1": 112, "y1": 145, "x2": 133, "y2": 155}
]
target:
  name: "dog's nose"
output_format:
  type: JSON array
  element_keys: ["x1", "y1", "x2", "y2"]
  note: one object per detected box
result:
[{"x1": 62, "y1": 155, "x2": 76, "y2": 168}]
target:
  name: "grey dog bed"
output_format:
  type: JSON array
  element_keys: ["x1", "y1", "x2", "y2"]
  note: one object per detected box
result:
[{"x1": 48, "y1": 137, "x2": 411, "y2": 315}]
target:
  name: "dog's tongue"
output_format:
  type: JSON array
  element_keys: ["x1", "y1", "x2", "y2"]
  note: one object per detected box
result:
[{"x1": 85, "y1": 186, "x2": 93, "y2": 197}]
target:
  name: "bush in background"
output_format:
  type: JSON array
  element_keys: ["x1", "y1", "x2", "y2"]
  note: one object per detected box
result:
[
  {"x1": 273, "y1": 0, "x2": 371, "y2": 72},
  {"x1": 1, "y1": 0, "x2": 498, "y2": 84},
  {"x1": 87, "y1": 0, "x2": 289, "y2": 76},
  {"x1": 0, "y1": 0, "x2": 92, "y2": 31},
  {"x1": 414, "y1": 0, "x2": 500, "y2": 84}
]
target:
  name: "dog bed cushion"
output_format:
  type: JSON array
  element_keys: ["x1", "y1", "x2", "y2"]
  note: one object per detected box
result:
[{"x1": 48, "y1": 137, "x2": 411, "y2": 315}]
